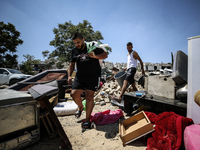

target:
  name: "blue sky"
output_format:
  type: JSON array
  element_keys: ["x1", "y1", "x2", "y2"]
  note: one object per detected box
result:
[{"x1": 0, "y1": 0, "x2": 200, "y2": 64}]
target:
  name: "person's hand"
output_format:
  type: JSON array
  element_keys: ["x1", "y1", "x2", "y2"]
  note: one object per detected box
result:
[
  {"x1": 68, "y1": 76, "x2": 72, "y2": 85},
  {"x1": 142, "y1": 70, "x2": 145, "y2": 76},
  {"x1": 123, "y1": 67, "x2": 127, "y2": 71},
  {"x1": 88, "y1": 51, "x2": 97, "y2": 58}
]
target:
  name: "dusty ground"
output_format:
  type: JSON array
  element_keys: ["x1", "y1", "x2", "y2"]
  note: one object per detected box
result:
[{"x1": 23, "y1": 95, "x2": 147, "y2": 150}]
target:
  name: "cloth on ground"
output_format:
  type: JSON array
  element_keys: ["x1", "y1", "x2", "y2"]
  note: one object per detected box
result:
[
  {"x1": 145, "y1": 111, "x2": 194, "y2": 150},
  {"x1": 90, "y1": 109, "x2": 123, "y2": 125}
]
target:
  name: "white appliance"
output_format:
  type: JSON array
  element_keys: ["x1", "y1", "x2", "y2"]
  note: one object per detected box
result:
[{"x1": 187, "y1": 35, "x2": 200, "y2": 124}]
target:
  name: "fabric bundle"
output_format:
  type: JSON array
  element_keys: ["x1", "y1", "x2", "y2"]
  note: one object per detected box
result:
[
  {"x1": 145, "y1": 111, "x2": 194, "y2": 150},
  {"x1": 90, "y1": 109, "x2": 123, "y2": 125}
]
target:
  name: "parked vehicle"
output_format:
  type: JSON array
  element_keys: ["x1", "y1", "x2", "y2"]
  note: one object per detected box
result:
[{"x1": 0, "y1": 68, "x2": 32, "y2": 86}]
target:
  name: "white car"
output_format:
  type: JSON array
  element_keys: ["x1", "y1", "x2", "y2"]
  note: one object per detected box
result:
[{"x1": 0, "y1": 68, "x2": 32, "y2": 86}]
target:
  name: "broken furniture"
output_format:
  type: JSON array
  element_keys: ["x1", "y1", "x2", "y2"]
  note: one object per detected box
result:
[
  {"x1": 4, "y1": 69, "x2": 72, "y2": 149},
  {"x1": 123, "y1": 91, "x2": 187, "y2": 117},
  {"x1": 119, "y1": 111, "x2": 154, "y2": 146},
  {"x1": 7, "y1": 69, "x2": 68, "y2": 101},
  {"x1": 0, "y1": 89, "x2": 40, "y2": 150},
  {"x1": 28, "y1": 84, "x2": 72, "y2": 149},
  {"x1": 40, "y1": 112, "x2": 57, "y2": 139}
]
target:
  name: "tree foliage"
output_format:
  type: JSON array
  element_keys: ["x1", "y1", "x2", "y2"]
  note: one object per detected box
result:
[
  {"x1": 0, "y1": 22, "x2": 23, "y2": 68},
  {"x1": 42, "y1": 50, "x2": 56, "y2": 69},
  {"x1": 20, "y1": 54, "x2": 40, "y2": 75},
  {"x1": 42, "y1": 50, "x2": 50, "y2": 59},
  {"x1": 48, "y1": 20, "x2": 112, "y2": 69}
]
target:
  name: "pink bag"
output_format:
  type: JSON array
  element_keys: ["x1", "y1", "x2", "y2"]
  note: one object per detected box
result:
[{"x1": 90, "y1": 109, "x2": 124, "y2": 125}]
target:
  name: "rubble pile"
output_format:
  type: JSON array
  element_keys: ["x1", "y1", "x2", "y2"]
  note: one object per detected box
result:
[{"x1": 94, "y1": 71, "x2": 145, "y2": 105}]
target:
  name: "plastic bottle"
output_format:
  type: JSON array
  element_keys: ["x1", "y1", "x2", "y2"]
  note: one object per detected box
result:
[
  {"x1": 82, "y1": 99, "x2": 96, "y2": 111},
  {"x1": 82, "y1": 99, "x2": 86, "y2": 110}
]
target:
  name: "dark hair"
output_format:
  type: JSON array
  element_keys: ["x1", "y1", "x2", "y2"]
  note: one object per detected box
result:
[
  {"x1": 127, "y1": 42, "x2": 133, "y2": 46},
  {"x1": 72, "y1": 32, "x2": 83, "y2": 40}
]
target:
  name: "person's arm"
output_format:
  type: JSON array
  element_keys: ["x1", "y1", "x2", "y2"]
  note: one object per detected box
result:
[
  {"x1": 133, "y1": 51, "x2": 145, "y2": 76},
  {"x1": 88, "y1": 51, "x2": 108, "y2": 59},
  {"x1": 68, "y1": 62, "x2": 75, "y2": 85},
  {"x1": 88, "y1": 47, "x2": 108, "y2": 59}
]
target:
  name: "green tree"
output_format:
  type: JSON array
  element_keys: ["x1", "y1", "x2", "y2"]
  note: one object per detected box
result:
[
  {"x1": 42, "y1": 50, "x2": 50, "y2": 59},
  {"x1": 42, "y1": 50, "x2": 56, "y2": 69},
  {"x1": 48, "y1": 20, "x2": 112, "y2": 69},
  {"x1": 0, "y1": 22, "x2": 23, "y2": 68},
  {"x1": 20, "y1": 54, "x2": 40, "y2": 75}
]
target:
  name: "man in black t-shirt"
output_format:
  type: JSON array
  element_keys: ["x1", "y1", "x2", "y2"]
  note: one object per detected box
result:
[{"x1": 68, "y1": 32, "x2": 108, "y2": 129}]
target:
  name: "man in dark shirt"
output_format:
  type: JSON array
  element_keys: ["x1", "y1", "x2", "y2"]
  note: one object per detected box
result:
[{"x1": 68, "y1": 32, "x2": 108, "y2": 129}]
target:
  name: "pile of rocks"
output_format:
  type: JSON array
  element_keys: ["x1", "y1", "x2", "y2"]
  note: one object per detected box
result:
[{"x1": 94, "y1": 71, "x2": 144, "y2": 106}]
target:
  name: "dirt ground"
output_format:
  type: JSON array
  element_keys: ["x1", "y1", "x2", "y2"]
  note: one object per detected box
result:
[{"x1": 23, "y1": 95, "x2": 147, "y2": 150}]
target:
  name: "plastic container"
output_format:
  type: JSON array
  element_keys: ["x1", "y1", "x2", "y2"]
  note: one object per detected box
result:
[{"x1": 114, "y1": 71, "x2": 130, "y2": 88}]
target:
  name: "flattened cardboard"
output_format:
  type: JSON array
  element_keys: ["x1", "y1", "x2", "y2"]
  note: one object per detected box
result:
[{"x1": 119, "y1": 111, "x2": 154, "y2": 146}]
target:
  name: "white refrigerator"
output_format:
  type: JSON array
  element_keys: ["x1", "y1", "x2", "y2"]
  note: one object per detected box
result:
[{"x1": 187, "y1": 35, "x2": 200, "y2": 124}]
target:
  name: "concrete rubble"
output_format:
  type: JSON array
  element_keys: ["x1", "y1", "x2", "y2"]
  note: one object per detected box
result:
[{"x1": 94, "y1": 72, "x2": 145, "y2": 105}]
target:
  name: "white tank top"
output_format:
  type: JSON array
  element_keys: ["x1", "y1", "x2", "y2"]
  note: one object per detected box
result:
[{"x1": 127, "y1": 51, "x2": 137, "y2": 69}]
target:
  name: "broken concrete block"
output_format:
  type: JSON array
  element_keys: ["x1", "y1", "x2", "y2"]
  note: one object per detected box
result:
[
  {"x1": 105, "y1": 89, "x2": 110, "y2": 93},
  {"x1": 145, "y1": 75, "x2": 175, "y2": 99},
  {"x1": 109, "y1": 90, "x2": 114, "y2": 95},
  {"x1": 100, "y1": 101, "x2": 106, "y2": 106},
  {"x1": 104, "y1": 98, "x2": 110, "y2": 103},
  {"x1": 100, "y1": 98, "x2": 104, "y2": 101},
  {"x1": 95, "y1": 102, "x2": 100, "y2": 105}
]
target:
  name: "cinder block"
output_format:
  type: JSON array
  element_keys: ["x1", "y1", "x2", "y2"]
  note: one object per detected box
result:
[{"x1": 145, "y1": 76, "x2": 175, "y2": 99}]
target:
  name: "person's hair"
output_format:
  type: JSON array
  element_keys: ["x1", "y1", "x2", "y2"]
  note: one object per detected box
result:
[
  {"x1": 127, "y1": 42, "x2": 133, "y2": 46},
  {"x1": 72, "y1": 32, "x2": 83, "y2": 40}
]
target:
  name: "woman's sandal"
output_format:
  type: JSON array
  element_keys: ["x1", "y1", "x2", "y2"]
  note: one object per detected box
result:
[{"x1": 75, "y1": 109, "x2": 82, "y2": 118}]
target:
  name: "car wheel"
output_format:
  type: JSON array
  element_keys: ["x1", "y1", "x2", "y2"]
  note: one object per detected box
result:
[{"x1": 9, "y1": 79, "x2": 19, "y2": 86}]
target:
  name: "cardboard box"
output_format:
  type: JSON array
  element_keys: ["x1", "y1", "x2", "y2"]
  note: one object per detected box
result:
[{"x1": 119, "y1": 111, "x2": 154, "y2": 146}]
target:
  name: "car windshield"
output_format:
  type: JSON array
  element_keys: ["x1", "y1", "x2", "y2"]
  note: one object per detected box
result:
[{"x1": 7, "y1": 69, "x2": 23, "y2": 74}]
